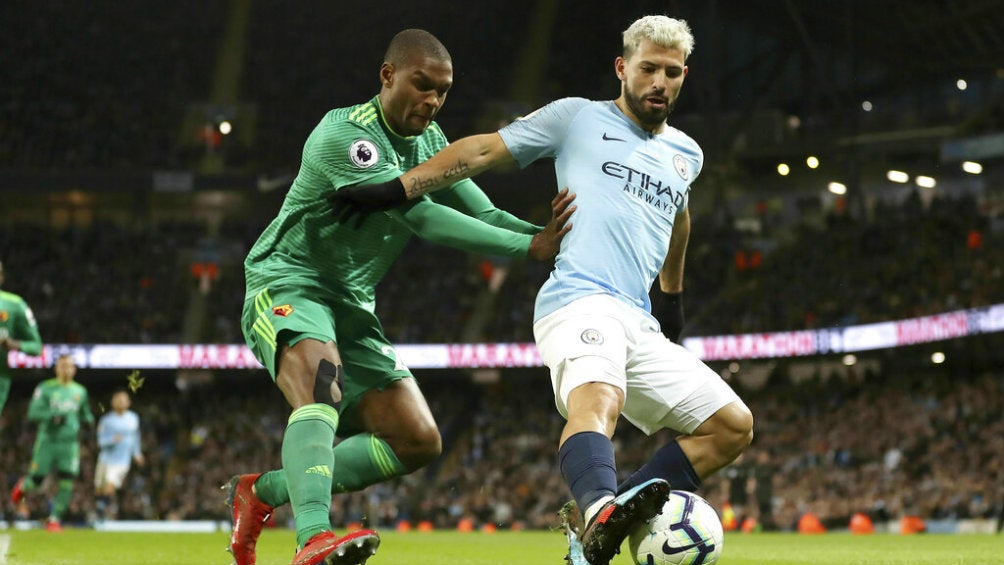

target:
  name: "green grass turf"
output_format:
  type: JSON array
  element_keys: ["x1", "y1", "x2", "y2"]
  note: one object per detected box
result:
[{"x1": 1, "y1": 529, "x2": 1001, "y2": 565}]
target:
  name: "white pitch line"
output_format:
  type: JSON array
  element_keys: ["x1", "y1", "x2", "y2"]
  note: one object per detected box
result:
[{"x1": 0, "y1": 533, "x2": 10, "y2": 564}]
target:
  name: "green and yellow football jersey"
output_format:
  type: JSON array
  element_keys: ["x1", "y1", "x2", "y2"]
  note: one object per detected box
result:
[
  {"x1": 245, "y1": 96, "x2": 458, "y2": 305},
  {"x1": 28, "y1": 378, "x2": 93, "y2": 443},
  {"x1": 0, "y1": 289, "x2": 43, "y2": 379}
]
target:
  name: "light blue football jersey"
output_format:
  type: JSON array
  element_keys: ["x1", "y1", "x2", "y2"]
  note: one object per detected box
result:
[
  {"x1": 96, "y1": 410, "x2": 141, "y2": 466},
  {"x1": 498, "y1": 98, "x2": 703, "y2": 322}
]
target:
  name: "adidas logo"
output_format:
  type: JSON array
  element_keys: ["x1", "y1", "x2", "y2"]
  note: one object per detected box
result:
[{"x1": 305, "y1": 465, "x2": 332, "y2": 477}]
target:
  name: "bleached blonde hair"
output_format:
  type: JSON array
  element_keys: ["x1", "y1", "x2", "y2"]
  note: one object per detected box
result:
[{"x1": 622, "y1": 15, "x2": 694, "y2": 60}]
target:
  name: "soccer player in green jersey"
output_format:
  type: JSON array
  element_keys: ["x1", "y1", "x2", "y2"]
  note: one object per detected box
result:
[
  {"x1": 0, "y1": 259, "x2": 44, "y2": 415},
  {"x1": 11, "y1": 353, "x2": 94, "y2": 532},
  {"x1": 225, "y1": 29, "x2": 574, "y2": 565}
]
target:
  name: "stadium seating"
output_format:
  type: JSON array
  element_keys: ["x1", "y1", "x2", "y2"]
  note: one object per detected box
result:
[
  {"x1": 2, "y1": 366, "x2": 999, "y2": 531},
  {"x1": 2, "y1": 1, "x2": 1002, "y2": 536}
]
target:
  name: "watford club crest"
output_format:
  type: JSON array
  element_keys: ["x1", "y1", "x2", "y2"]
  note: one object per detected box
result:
[
  {"x1": 0, "y1": 310, "x2": 8, "y2": 322},
  {"x1": 272, "y1": 304, "x2": 294, "y2": 317}
]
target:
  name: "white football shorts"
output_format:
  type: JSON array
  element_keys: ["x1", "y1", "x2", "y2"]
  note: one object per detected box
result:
[
  {"x1": 533, "y1": 293, "x2": 742, "y2": 435},
  {"x1": 94, "y1": 460, "x2": 131, "y2": 490}
]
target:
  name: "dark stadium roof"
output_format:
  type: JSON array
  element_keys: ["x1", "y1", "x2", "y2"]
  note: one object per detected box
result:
[
  {"x1": 694, "y1": 0, "x2": 1004, "y2": 111},
  {"x1": 2, "y1": 0, "x2": 1002, "y2": 171}
]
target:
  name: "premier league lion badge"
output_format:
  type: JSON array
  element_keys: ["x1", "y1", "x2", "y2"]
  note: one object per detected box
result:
[{"x1": 349, "y1": 139, "x2": 379, "y2": 168}]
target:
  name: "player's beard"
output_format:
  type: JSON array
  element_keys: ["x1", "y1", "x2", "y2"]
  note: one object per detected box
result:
[{"x1": 624, "y1": 86, "x2": 674, "y2": 129}]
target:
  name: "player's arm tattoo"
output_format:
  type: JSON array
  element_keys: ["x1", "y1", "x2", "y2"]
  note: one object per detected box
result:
[{"x1": 407, "y1": 158, "x2": 471, "y2": 198}]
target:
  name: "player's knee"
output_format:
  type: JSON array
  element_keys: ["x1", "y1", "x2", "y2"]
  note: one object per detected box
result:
[
  {"x1": 312, "y1": 359, "x2": 344, "y2": 409},
  {"x1": 720, "y1": 403, "x2": 754, "y2": 460},
  {"x1": 397, "y1": 424, "x2": 442, "y2": 471}
]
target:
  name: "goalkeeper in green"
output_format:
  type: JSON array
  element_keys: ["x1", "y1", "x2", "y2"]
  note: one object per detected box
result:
[
  {"x1": 11, "y1": 353, "x2": 94, "y2": 531},
  {"x1": 0, "y1": 259, "x2": 44, "y2": 415},
  {"x1": 225, "y1": 28, "x2": 574, "y2": 565}
]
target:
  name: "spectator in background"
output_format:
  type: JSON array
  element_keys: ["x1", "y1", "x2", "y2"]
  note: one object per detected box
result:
[{"x1": 749, "y1": 449, "x2": 777, "y2": 530}]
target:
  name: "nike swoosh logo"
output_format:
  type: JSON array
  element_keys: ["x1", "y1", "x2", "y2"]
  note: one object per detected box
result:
[
  {"x1": 602, "y1": 133, "x2": 626, "y2": 142},
  {"x1": 662, "y1": 540, "x2": 703, "y2": 554}
]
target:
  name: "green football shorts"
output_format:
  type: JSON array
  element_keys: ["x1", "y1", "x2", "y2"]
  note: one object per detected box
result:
[
  {"x1": 29, "y1": 438, "x2": 80, "y2": 476},
  {"x1": 242, "y1": 285, "x2": 413, "y2": 435}
]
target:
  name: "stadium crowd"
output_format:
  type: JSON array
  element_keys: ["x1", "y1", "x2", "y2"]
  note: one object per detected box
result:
[
  {"x1": 3, "y1": 188, "x2": 1000, "y2": 346},
  {"x1": 0, "y1": 2, "x2": 225, "y2": 170},
  {"x1": 2, "y1": 364, "x2": 1000, "y2": 532},
  {"x1": 0, "y1": 221, "x2": 199, "y2": 344},
  {"x1": 2, "y1": 0, "x2": 1002, "y2": 539}
]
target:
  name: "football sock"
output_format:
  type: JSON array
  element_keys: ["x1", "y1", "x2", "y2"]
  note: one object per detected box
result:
[
  {"x1": 618, "y1": 440, "x2": 701, "y2": 493},
  {"x1": 51, "y1": 479, "x2": 74, "y2": 521},
  {"x1": 283, "y1": 403, "x2": 339, "y2": 549},
  {"x1": 254, "y1": 433, "x2": 408, "y2": 507},
  {"x1": 252, "y1": 470, "x2": 287, "y2": 507},
  {"x1": 583, "y1": 496, "x2": 615, "y2": 526},
  {"x1": 559, "y1": 431, "x2": 617, "y2": 524},
  {"x1": 330, "y1": 433, "x2": 407, "y2": 493},
  {"x1": 22, "y1": 475, "x2": 40, "y2": 492},
  {"x1": 0, "y1": 377, "x2": 9, "y2": 414}
]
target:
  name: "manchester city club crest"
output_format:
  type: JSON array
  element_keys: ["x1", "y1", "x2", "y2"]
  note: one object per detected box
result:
[
  {"x1": 673, "y1": 154, "x2": 690, "y2": 181},
  {"x1": 349, "y1": 139, "x2": 379, "y2": 168},
  {"x1": 581, "y1": 329, "x2": 604, "y2": 345}
]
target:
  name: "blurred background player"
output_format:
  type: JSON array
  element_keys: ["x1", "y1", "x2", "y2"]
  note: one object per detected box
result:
[
  {"x1": 748, "y1": 448, "x2": 777, "y2": 531},
  {"x1": 225, "y1": 28, "x2": 573, "y2": 565},
  {"x1": 329, "y1": 15, "x2": 754, "y2": 565},
  {"x1": 10, "y1": 353, "x2": 94, "y2": 532},
  {"x1": 0, "y1": 259, "x2": 44, "y2": 415},
  {"x1": 94, "y1": 388, "x2": 144, "y2": 523}
]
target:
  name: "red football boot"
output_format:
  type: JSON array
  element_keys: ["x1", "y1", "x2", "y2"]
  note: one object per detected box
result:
[
  {"x1": 223, "y1": 474, "x2": 274, "y2": 565},
  {"x1": 291, "y1": 529, "x2": 380, "y2": 565},
  {"x1": 10, "y1": 477, "x2": 25, "y2": 505}
]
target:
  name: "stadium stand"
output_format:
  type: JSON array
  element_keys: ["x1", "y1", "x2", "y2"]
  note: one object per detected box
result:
[
  {"x1": 2, "y1": 366, "x2": 1000, "y2": 532},
  {"x1": 2, "y1": 0, "x2": 1002, "y2": 537},
  {"x1": 2, "y1": 188, "x2": 1000, "y2": 346}
]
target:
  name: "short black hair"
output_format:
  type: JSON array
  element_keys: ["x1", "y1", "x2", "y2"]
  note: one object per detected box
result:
[{"x1": 384, "y1": 29, "x2": 451, "y2": 67}]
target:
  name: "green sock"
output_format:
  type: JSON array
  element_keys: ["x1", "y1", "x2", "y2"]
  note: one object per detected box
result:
[
  {"x1": 255, "y1": 433, "x2": 408, "y2": 507},
  {"x1": 253, "y1": 469, "x2": 288, "y2": 508},
  {"x1": 51, "y1": 479, "x2": 74, "y2": 521},
  {"x1": 23, "y1": 475, "x2": 39, "y2": 492},
  {"x1": 283, "y1": 404, "x2": 339, "y2": 549},
  {"x1": 330, "y1": 433, "x2": 408, "y2": 493}
]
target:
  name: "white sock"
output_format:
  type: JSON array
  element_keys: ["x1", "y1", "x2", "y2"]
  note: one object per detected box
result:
[{"x1": 584, "y1": 495, "x2": 614, "y2": 526}]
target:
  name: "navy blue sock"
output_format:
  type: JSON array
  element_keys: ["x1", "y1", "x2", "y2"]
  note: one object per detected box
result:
[
  {"x1": 558, "y1": 431, "x2": 618, "y2": 514},
  {"x1": 618, "y1": 440, "x2": 701, "y2": 493}
]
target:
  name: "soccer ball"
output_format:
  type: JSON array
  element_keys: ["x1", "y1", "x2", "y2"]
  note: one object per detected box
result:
[{"x1": 628, "y1": 490, "x2": 724, "y2": 565}]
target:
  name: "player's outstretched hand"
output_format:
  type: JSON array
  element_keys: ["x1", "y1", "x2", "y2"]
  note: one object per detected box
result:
[
  {"x1": 528, "y1": 187, "x2": 576, "y2": 261},
  {"x1": 328, "y1": 178, "x2": 408, "y2": 227}
]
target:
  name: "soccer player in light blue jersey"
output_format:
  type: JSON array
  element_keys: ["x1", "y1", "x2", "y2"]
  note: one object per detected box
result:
[
  {"x1": 332, "y1": 15, "x2": 754, "y2": 565},
  {"x1": 94, "y1": 389, "x2": 144, "y2": 522}
]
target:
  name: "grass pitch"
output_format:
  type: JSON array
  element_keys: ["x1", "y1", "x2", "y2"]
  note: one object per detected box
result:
[{"x1": 1, "y1": 529, "x2": 1001, "y2": 565}]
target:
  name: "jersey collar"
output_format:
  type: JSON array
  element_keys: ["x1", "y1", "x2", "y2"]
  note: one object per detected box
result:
[{"x1": 372, "y1": 95, "x2": 418, "y2": 142}]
